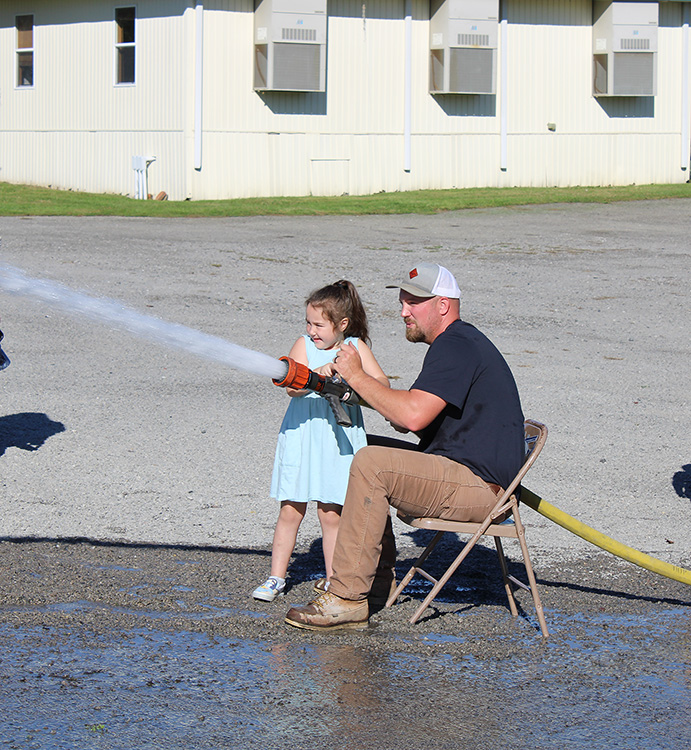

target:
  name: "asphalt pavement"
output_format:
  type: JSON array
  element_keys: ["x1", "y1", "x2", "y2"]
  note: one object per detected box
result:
[
  {"x1": 0, "y1": 202, "x2": 689, "y2": 749},
  {"x1": 0, "y1": 201, "x2": 689, "y2": 566}
]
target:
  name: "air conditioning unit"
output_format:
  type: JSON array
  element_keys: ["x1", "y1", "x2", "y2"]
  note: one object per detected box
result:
[
  {"x1": 593, "y1": 1, "x2": 657, "y2": 97},
  {"x1": 429, "y1": 0, "x2": 499, "y2": 95},
  {"x1": 253, "y1": 0, "x2": 326, "y2": 92}
]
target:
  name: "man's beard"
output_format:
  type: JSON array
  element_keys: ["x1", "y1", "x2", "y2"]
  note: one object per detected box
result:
[{"x1": 404, "y1": 321, "x2": 426, "y2": 343}]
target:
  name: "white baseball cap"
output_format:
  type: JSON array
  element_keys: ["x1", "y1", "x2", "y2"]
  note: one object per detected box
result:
[{"x1": 386, "y1": 262, "x2": 461, "y2": 300}]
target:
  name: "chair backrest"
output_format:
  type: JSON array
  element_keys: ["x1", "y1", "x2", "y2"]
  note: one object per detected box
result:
[{"x1": 500, "y1": 419, "x2": 547, "y2": 503}]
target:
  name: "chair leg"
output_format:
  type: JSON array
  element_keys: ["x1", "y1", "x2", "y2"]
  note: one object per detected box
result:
[
  {"x1": 494, "y1": 537, "x2": 519, "y2": 618},
  {"x1": 513, "y1": 509, "x2": 549, "y2": 638},
  {"x1": 409, "y1": 535, "x2": 480, "y2": 624},
  {"x1": 408, "y1": 511, "x2": 503, "y2": 624},
  {"x1": 385, "y1": 531, "x2": 445, "y2": 608}
]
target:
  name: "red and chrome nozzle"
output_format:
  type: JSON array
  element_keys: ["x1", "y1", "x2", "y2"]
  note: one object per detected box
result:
[
  {"x1": 273, "y1": 356, "x2": 323, "y2": 392},
  {"x1": 272, "y1": 355, "x2": 359, "y2": 427}
]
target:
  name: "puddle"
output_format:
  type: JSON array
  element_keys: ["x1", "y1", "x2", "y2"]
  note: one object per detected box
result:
[
  {"x1": 0, "y1": 541, "x2": 688, "y2": 748},
  {"x1": 0, "y1": 607, "x2": 688, "y2": 749},
  {"x1": 0, "y1": 600, "x2": 271, "y2": 622}
]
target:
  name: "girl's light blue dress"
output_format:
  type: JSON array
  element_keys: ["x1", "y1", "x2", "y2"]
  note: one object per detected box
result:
[{"x1": 270, "y1": 335, "x2": 367, "y2": 505}]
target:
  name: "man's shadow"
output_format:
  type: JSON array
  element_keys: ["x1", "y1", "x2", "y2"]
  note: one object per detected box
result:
[{"x1": 0, "y1": 412, "x2": 66, "y2": 456}]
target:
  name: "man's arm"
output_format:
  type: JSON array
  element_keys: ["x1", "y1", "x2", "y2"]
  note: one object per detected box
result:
[{"x1": 333, "y1": 342, "x2": 446, "y2": 432}]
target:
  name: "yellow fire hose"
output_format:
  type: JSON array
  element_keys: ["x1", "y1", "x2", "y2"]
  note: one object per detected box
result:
[{"x1": 521, "y1": 487, "x2": 691, "y2": 586}]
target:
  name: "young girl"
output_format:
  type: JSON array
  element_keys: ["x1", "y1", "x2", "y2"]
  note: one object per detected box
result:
[{"x1": 253, "y1": 280, "x2": 389, "y2": 601}]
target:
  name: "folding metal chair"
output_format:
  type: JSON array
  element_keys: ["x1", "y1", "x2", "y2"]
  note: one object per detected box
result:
[{"x1": 385, "y1": 419, "x2": 549, "y2": 637}]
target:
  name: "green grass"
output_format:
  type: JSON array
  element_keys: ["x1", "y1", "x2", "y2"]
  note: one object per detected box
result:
[{"x1": 1, "y1": 180, "x2": 689, "y2": 217}]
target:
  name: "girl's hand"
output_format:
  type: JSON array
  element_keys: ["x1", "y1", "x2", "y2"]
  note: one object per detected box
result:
[
  {"x1": 286, "y1": 387, "x2": 308, "y2": 397},
  {"x1": 313, "y1": 362, "x2": 337, "y2": 377}
]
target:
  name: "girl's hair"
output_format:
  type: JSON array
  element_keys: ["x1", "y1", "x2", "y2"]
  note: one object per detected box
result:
[{"x1": 306, "y1": 280, "x2": 370, "y2": 346}]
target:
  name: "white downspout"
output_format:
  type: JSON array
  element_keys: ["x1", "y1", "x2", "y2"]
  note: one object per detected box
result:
[
  {"x1": 194, "y1": 2, "x2": 204, "y2": 171},
  {"x1": 682, "y1": 3, "x2": 690, "y2": 172},
  {"x1": 499, "y1": 6, "x2": 508, "y2": 171},
  {"x1": 404, "y1": 0, "x2": 412, "y2": 172}
]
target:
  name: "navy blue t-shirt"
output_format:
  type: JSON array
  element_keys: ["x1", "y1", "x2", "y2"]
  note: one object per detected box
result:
[{"x1": 411, "y1": 319, "x2": 525, "y2": 491}]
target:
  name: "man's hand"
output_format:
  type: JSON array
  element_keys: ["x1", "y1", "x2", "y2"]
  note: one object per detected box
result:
[{"x1": 332, "y1": 341, "x2": 363, "y2": 383}]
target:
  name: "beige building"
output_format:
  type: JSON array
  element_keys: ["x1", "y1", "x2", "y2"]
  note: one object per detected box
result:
[{"x1": 1, "y1": 0, "x2": 689, "y2": 200}]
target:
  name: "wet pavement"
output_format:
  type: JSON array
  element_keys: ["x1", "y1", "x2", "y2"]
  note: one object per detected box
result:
[{"x1": 0, "y1": 539, "x2": 688, "y2": 749}]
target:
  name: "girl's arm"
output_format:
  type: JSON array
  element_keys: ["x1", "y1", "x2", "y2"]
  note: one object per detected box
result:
[
  {"x1": 285, "y1": 336, "x2": 309, "y2": 397},
  {"x1": 356, "y1": 340, "x2": 390, "y2": 387}
]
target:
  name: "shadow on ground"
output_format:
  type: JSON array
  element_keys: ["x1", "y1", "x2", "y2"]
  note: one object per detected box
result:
[{"x1": 0, "y1": 411, "x2": 65, "y2": 455}]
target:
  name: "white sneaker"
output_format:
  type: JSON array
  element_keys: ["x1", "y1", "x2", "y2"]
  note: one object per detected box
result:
[{"x1": 253, "y1": 576, "x2": 286, "y2": 602}]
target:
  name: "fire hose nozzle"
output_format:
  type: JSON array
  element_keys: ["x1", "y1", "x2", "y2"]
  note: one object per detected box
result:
[
  {"x1": 272, "y1": 356, "x2": 312, "y2": 391},
  {"x1": 272, "y1": 356, "x2": 359, "y2": 427}
]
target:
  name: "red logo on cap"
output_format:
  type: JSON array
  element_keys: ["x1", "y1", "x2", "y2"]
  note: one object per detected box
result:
[{"x1": 409, "y1": 269, "x2": 418, "y2": 279}]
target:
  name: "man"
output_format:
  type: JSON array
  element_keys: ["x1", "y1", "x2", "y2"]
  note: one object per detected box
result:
[{"x1": 285, "y1": 262, "x2": 525, "y2": 630}]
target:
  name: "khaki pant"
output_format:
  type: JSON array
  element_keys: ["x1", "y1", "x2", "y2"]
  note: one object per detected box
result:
[{"x1": 329, "y1": 445, "x2": 501, "y2": 601}]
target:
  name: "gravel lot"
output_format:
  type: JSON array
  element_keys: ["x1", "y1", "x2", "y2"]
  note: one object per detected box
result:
[{"x1": 0, "y1": 202, "x2": 689, "y2": 565}]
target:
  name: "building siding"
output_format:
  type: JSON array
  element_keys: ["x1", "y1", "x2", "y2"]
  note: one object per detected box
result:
[{"x1": 1, "y1": 0, "x2": 689, "y2": 199}]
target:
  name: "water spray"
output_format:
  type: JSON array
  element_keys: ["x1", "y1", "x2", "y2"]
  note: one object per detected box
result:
[{"x1": 0, "y1": 264, "x2": 358, "y2": 424}]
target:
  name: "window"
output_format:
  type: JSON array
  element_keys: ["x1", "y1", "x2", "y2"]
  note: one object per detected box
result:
[
  {"x1": 16, "y1": 15, "x2": 33, "y2": 87},
  {"x1": 115, "y1": 6, "x2": 135, "y2": 84}
]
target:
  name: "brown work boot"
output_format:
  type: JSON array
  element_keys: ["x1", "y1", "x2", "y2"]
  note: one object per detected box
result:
[{"x1": 285, "y1": 591, "x2": 369, "y2": 631}]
